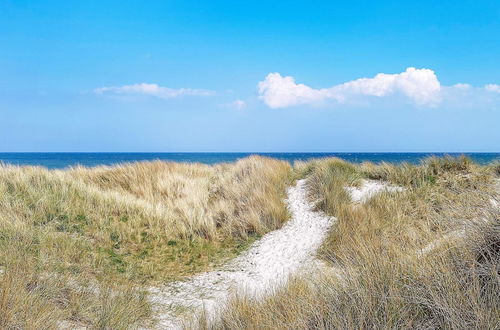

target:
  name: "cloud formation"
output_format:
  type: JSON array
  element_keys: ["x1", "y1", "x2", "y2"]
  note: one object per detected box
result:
[
  {"x1": 485, "y1": 84, "x2": 500, "y2": 93},
  {"x1": 258, "y1": 67, "x2": 442, "y2": 108},
  {"x1": 227, "y1": 99, "x2": 246, "y2": 109},
  {"x1": 94, "y1": 83, "x2": 214, "y2": 99}
]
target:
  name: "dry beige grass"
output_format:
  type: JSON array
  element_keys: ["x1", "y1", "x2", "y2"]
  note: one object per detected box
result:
[
  {"x1": 2, "y1": 156, "x2": 498, "y2": 329},
  {"x1": 0, "y1": 156, "x2": 292, "y2": 328},
  {"x1": 206, "y1": 157, "x2": 500, "y2": 330}
]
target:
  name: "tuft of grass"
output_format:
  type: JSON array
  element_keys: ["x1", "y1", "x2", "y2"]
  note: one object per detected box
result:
[
  {"x1": 488, "y1": 160, "x2": 500, "y2": 177},
  {"x1": 296, "y1": 158, "x2": 361, "y2": 215}
]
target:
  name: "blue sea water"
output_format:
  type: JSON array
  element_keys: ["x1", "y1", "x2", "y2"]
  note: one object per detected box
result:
[{"x1": 0, "y1": 153, "x2": 498, "y2": 169}]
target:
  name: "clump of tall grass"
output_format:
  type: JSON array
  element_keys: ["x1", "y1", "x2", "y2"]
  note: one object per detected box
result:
[
  {"x1": 489, "y1": 161, "x2": 500, "y2": 177},
  {"x1": 206, "y1": 156, "x2": 499, "y2": 329},
  {"x1": 358, "y1": 155, "x2": 492, "y2": 188},
  {"x1": 0, "y1": 156, "x2": 292, "y2": 328},
  {"x1": 295, "y1": 158, "x2": 361, "y2": 215}
]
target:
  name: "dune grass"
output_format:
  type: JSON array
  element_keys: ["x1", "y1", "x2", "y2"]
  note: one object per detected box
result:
[
  {"x1": 206, "y1": 156, "x2": 499, "y2": 329},
  {"x1": 2, "y1": 155, "x2": 498, "y2": 329},
  {"x1": 0, "y1": 156, "x2": 292, "y2": 328}
]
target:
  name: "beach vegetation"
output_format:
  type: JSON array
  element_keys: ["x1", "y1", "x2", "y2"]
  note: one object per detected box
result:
[
  {"x1": 0, "y1": 156, "x2": 292, "y2": 328},
  {"x1": 205, "y1": 156, "x2": 500, "y2": 329}
]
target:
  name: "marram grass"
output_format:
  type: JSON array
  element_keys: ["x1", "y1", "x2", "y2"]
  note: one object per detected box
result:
[
  {"x1": 204, "y1": 156, "x2": 500, "y2": 330},
  {"x1": 0, "y1": 156, "x2": 292, "y2": 328},
  {"x1": 1, "y1": 155, "x2": 498, "y2": 329}
]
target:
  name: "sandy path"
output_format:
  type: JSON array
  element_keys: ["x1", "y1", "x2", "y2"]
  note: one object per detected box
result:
[
  {"x1": 148, "y1": 179, "x2": 336, "y2": 329},
  {"x1": 345, "y1": 179, "x2": 403, "y2": 203}
]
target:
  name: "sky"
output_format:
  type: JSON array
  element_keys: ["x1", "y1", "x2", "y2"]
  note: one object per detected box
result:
[{"x1": 1, "y1": 0, "x2": 499, "y2": 152}]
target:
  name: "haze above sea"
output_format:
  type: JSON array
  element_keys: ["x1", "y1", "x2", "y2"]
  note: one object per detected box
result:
[{"x1": 0, "y1": 153, "x2": 499, "y2": 169}]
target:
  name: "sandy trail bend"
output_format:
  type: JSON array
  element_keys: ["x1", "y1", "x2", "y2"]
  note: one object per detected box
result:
[
  {"x1": 148, "y1": 179, "x2": 336, "y2": 329},
  {"x1": 345, "y1": 179, "x2": 403, "y2": 203}
]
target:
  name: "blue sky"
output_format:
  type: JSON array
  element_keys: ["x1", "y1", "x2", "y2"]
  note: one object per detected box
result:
[{"x1": 1, "y1": 0, "x2": 499, "y2": 152}]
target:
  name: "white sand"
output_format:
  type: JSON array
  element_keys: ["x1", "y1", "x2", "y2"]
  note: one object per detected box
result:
[
  {"x1": 345, "y1": 179, "x2": 403, "y2": 203},
  {"x1": 148, "y1": 179, "x2": 336, "y2": 329},
  {"x1": 147, "y1": 178, "x2": 405, "y2": 329}
]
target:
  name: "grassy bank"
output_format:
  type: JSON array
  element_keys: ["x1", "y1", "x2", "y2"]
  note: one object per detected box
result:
[
  {"x1": 0, "y1": 156, "x2": 292, "y2": 328},
  {"x1": 2, "y1": 155, "x2": 498, "y2": 329},
  {"x1": 208, "y1": 156, "x2": 500, "y2": 329}
]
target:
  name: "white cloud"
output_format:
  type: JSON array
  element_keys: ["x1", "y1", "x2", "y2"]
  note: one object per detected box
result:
[
  {"x1": 451, "y1": 83, "x2": 472, "y2": 90},
  {"x1": 257, "y1": 73, "x2": 326, "y2": 108},
  {"x1": 258, "y1": 67, "x2": 442, "y2": 108},
  {"x1": 229, "y1": 99, "x2": 246, "y2": 109},
  {"x1": 94, "y1": 83, "x2": 214, "y2": 99},
  {"x1": 222, "y1": 99, "x2": 247, "y2": 109},
  {"x1": 485, "y1": 84, "x2": 500, "y2": 93}
]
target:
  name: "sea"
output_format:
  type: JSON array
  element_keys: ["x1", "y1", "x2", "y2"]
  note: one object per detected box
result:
[{"x1": 0, "y1": 153, "x2": 498, "y2": 169}]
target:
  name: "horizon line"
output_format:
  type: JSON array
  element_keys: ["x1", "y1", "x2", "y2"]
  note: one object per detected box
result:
[{"x1": 1, "y1": 151, "x2": 500, "y2": 154}]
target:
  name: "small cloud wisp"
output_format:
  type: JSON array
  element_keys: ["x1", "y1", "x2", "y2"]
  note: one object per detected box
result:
[{"x1": 94, "y1": 83, "x2": 214, "y2": 99}]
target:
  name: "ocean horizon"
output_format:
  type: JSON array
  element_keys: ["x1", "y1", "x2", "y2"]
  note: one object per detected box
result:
[{"x1": 1, "y1": 152, "x2": 499, "y2": 169}]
